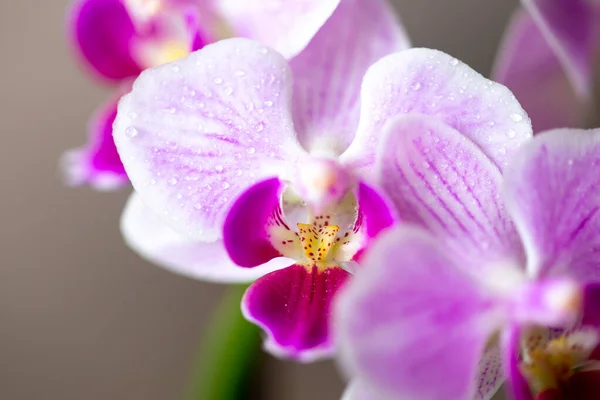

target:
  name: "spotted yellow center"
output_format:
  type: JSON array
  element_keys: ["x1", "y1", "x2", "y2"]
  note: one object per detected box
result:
[{"x1": 297, "y1": 223, "x2": 340, "y2": 263}]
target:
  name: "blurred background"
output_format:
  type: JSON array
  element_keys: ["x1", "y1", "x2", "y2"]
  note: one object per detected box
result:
[{"x1": 0, "y1": 0, "x2": 517, "y2": 398}]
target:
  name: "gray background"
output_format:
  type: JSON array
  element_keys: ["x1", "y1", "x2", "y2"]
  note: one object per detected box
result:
[{"x1": 0, "y1": 0, "x2": 517, "y2": 399}]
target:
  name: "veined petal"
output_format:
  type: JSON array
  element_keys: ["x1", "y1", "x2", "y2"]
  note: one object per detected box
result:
[
  {"x1": 68, "y1": 0, "x2": 142, "y2": 82},
  {"x1": 290, "y1": 0, "x2": 410, "y2": 155},
  {"x1": 114, "y1": 38, "x2": 306, "y2": 241},
  {"x1": 521, "y1": 0, "x2": 596, "y2": 99},
  {"x1": 121, "y1": 192, "x2": 290, "y2": 282},
  {"x1": 61, "y1": 96, "x2": 129, "y2": 190},
  {"x1": 341, "y1": 48, "x2": 533, "y2": 174},
  {"x1": 378, "y1": 115, "x2": 523, "y2": 271},
  {"x1": 503, "y1": 129, "x2": 600, "y2": 280},
  {"x1": 243, "y1": 264, "x2": 349, "y2": 361},
  {"x1": 216, "y1": 0, "x2": 340, "y2": 59},
  {"x1": 336, "y1": 226, "x2": 503, "y2": 400},
  {"x1": 492, "y1": 10, "x2": 584, "y2": 133}
]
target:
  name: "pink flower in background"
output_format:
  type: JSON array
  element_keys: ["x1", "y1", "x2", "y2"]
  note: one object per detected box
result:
[
  {"x1": 336, "y1": 123, "x2": 600, "y2": 399},
  {"x1": 63, "y1": 0, "x2": 208, "y2": 189},
  {"x1": 62, "y1": 0, "x2": 348, "y2": 189},
  {"x1": 492, "y1": 0, "x2": 600, "y2": 132},
  {"x1": 113, "y1": 0, "x2": 533, "y2": 358}
]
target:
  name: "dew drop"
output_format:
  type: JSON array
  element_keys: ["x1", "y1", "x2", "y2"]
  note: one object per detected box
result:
[
  {"x1": 263, "y1": 100, "x2": 274, "y2": 107},
  {"x1": 247, "y1": 147, "x2": 256, "y2": 154},
  {"x1": 410, "y1": 82, "x2": 422, "y2": 91},
  {"x1": 125, "y1": 127, "x2": 139, "y2": 138},
  {"x1": 168, "y1": 177, "x2": 178, "y2": 185},
  {"x1": 449, "y1": 58, "x2": 459, "y2": 66},
  {"x1": 214, "y1": 77, "x2": 223, "y2": 84},
  {"x1": 234, "y1": 70, "x2": 246, "y2": 77},
  {"x1": 255, "y1": 122, "x2": 265, "y2": 132},
  {"x1": 506, "y1": 129, "x2": 516, "y2": 138},
  {"x1": 223, "y1": 87, "x2": 233, "y2": 96},
  {"x1": 222, "y1": 182, "x2": 230, "y2": 189},
  {"x1": 510, "y1": 113, "x2": 523, "y2": 122},
  {"x1": 215, "y1": 164, "x2": 224, "y2": 172}
]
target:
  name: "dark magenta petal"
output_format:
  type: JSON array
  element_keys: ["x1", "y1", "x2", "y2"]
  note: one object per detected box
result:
[
  {"x1": 243, "y1": 264, "x2": 349, "y2": 361},
  {"x1": 357, "y1": 182, "x2": 397, "y2": 239},
  {"x1": 564, "y1": 370, "x2": 600, "y2": 399},
  {"x1": 503, "y1": 326, "x2": 534, "y2": 400},
  {"x1": 62, "y1": 96, "x2": 129, "y2": 189},
  {"x1": 223, "y1": 178, "x2": 284, "y2": 268},
  {"x1": 69, "y1": 0, "x2": 142, "y2": 81},
  {"x1": 582, "y1": 282, "x2": 600, "y2": 328}
]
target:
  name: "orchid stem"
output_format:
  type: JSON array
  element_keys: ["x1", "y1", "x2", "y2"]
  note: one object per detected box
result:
[{"x1": 187, "y1": 284, "x2": 263, "y2": 400}]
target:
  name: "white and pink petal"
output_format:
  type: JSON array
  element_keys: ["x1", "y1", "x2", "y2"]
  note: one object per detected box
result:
[
  {"x1": 341, "y1": 48, "x2": 533, "y2": 174},
  {"x1": 503, "y1": 129, "x2": 600, "y2": 281},
  {"x1": 377, "y1": 115, "x2": 523, "y2": 272},
  {"x1": 121, "y1": 192, "x2": 290, "y2": 282},
  {"x1": 290, "y1": 0, "x2": 410, "y2": 155},
  {"x1": 113, "y1": 38, "x2": 306, "y2": 241},
  {"x1": 336, "y1": 226, "x2": 504, "y2": 400}
]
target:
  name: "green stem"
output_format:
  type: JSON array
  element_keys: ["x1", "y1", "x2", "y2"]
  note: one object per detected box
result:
[{"x1": 186, "y1": 284, "x2": 262, "y2": 400}]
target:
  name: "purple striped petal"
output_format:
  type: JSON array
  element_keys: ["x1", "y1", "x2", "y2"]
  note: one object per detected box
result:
[
  {"x1": 290, "y1": 0, "x2": 409, "y2": 155},
  {"x1": 61, "y1": 96, "x2": 129, "y2": 190},
  {"x1": 492, "y1": 10, "x2": 584, "y2": 132},
  {"x1": 336, "y1": 226, "x2": 503, "y2": 400},
  {"x1": 356, "y1": 182, "x2": 397, "y2": 241},
  {"x1": 217, "y1": 0, "x2": 340, "y2": 59},
  {"x1": 521, "y1": 0, "x2": 596, "y2": 99},
  {"x1": 378, "y1": 115, "x2": 523, "y2": 272},
  {"x1": 341, "y1": 48, "x2": 533, "y2": 174},
  {"x1": 69, "y1": 0, "x2": 142, "y2": 82},
  {"x1": 121, "y1": 192, "x2": 292, "y2": 282},
  {"x1": 243, "y1": 264, "x2": 349, "y2": 361},
  {"x1": 503, "y1": 129, "x2": 600, "y2": 280},
  {"x1": 475, "y1": 345, "x2": 504, "y2": 400},
  {"x1": 114, "y1": 38, "x2": 306, "y2": 241}
]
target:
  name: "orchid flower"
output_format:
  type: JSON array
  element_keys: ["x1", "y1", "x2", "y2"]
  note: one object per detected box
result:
[
  {"x1": 492, "y1": 0, "x2": 600, "y2": 132},
  {"x1": 335, "y1": 119, "x2": 600, "y2": 399},
  {"x1": 62, "y1": 0, "x2": 347, "y2": 189},
  {"x1": 113, "y1": 18, "x2": 533, "y2": 361}
]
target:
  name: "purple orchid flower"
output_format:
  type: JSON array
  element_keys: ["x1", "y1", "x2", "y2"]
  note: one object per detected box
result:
[
  {"x1": 492, "y1": 0, "x2": 600, "y2": 132},
  {"x1": 112, "y1": 0, "x2": 532, "y2": 359},
  {"x1": 63, "y1": 0, "x2": 345, "y2": 189},
  {"x1": 63, "y1": 0, "x2": 209, "y2": 189},
  {"x1": 335, "y1": 118, "x2": 600, "y2": 399}
]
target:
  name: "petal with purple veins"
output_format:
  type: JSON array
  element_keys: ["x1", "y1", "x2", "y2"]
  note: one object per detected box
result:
[
  {"x1": 61, "y1": 96, "x2": 129, "y2": 190},
  {"x1": 377, "y1": 115, "x2": 523, "y2": 272},
  {"x1": 290, "y1": 0, "x2": 410, "y2": 155},
  {"x1": 492, "y1": 9, "x2": 585, "y2": 133},
  {"x1": 114, "y1": 38, "x2": 306, "y2": 241},
  {"x1": 341, "y1": 48, "x2": 533, "y2": 174},
  {"x1": 121, "y1": 192, "x2": 292, "y2": 282},
  {"x1": 336, "y1": 226, "x2": 503, "y2": 400},
  {"x1": 243, "y1": 263, "x2": 349, "y2": 361},
  {"x1": 503, "y1": 129, "x2": 600, "y2": 280}
]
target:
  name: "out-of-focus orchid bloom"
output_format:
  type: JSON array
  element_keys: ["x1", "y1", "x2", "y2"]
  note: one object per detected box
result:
[
  {"x1": 63, "y1": 0, "x2": 348, "y2": 189},
  {"x1": 336, "y1": 122, "x2": 600, "y2": 399},
  {"x1": 492, "y1": 0, "x2": 599, "y2": 132},
  {"x1": 63, "y1": 0, "x2": 208, "y2": 189},
  {"x1": 113, "y1": 0, "x2": 532, "y2": 357}
]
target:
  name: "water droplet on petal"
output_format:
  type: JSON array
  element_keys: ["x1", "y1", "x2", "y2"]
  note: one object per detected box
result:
[
  {"x1": 215, "y1": 165, "x2": 224, "y2": 172},
  {"x1": 263, "y1": 100, "x2": 274, "y2": 107},
  {"x1": 214, "y1": 77, "x2": 223, "y2": 84},
  {"x1": 506, "y1": 129, "x2": 516, "y2": 138},
  {"x1": 247, "y1": 147, "x2": 256, "y2": 154},
  {"x1": 222, "y1": 182, "x2": 230, "y2": 189},
  {"x1": 168, "y1": 177, "x2": 178, "y2": 185},
  {"x1": 255, "y1": 122, "x2": 265, "y2": 132},
  {"x1": 449, "y1": 58, "x2": 459, "y2": 66},
  {"x1": 510, "y1": 113, "x2": 523, "y2": 122},
  {"x1": 410, "y1": 82, "x2": 421, "y2": 91},
  {"x1": 125, "y1": 127, "x2": 139, "y2": 138}
]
